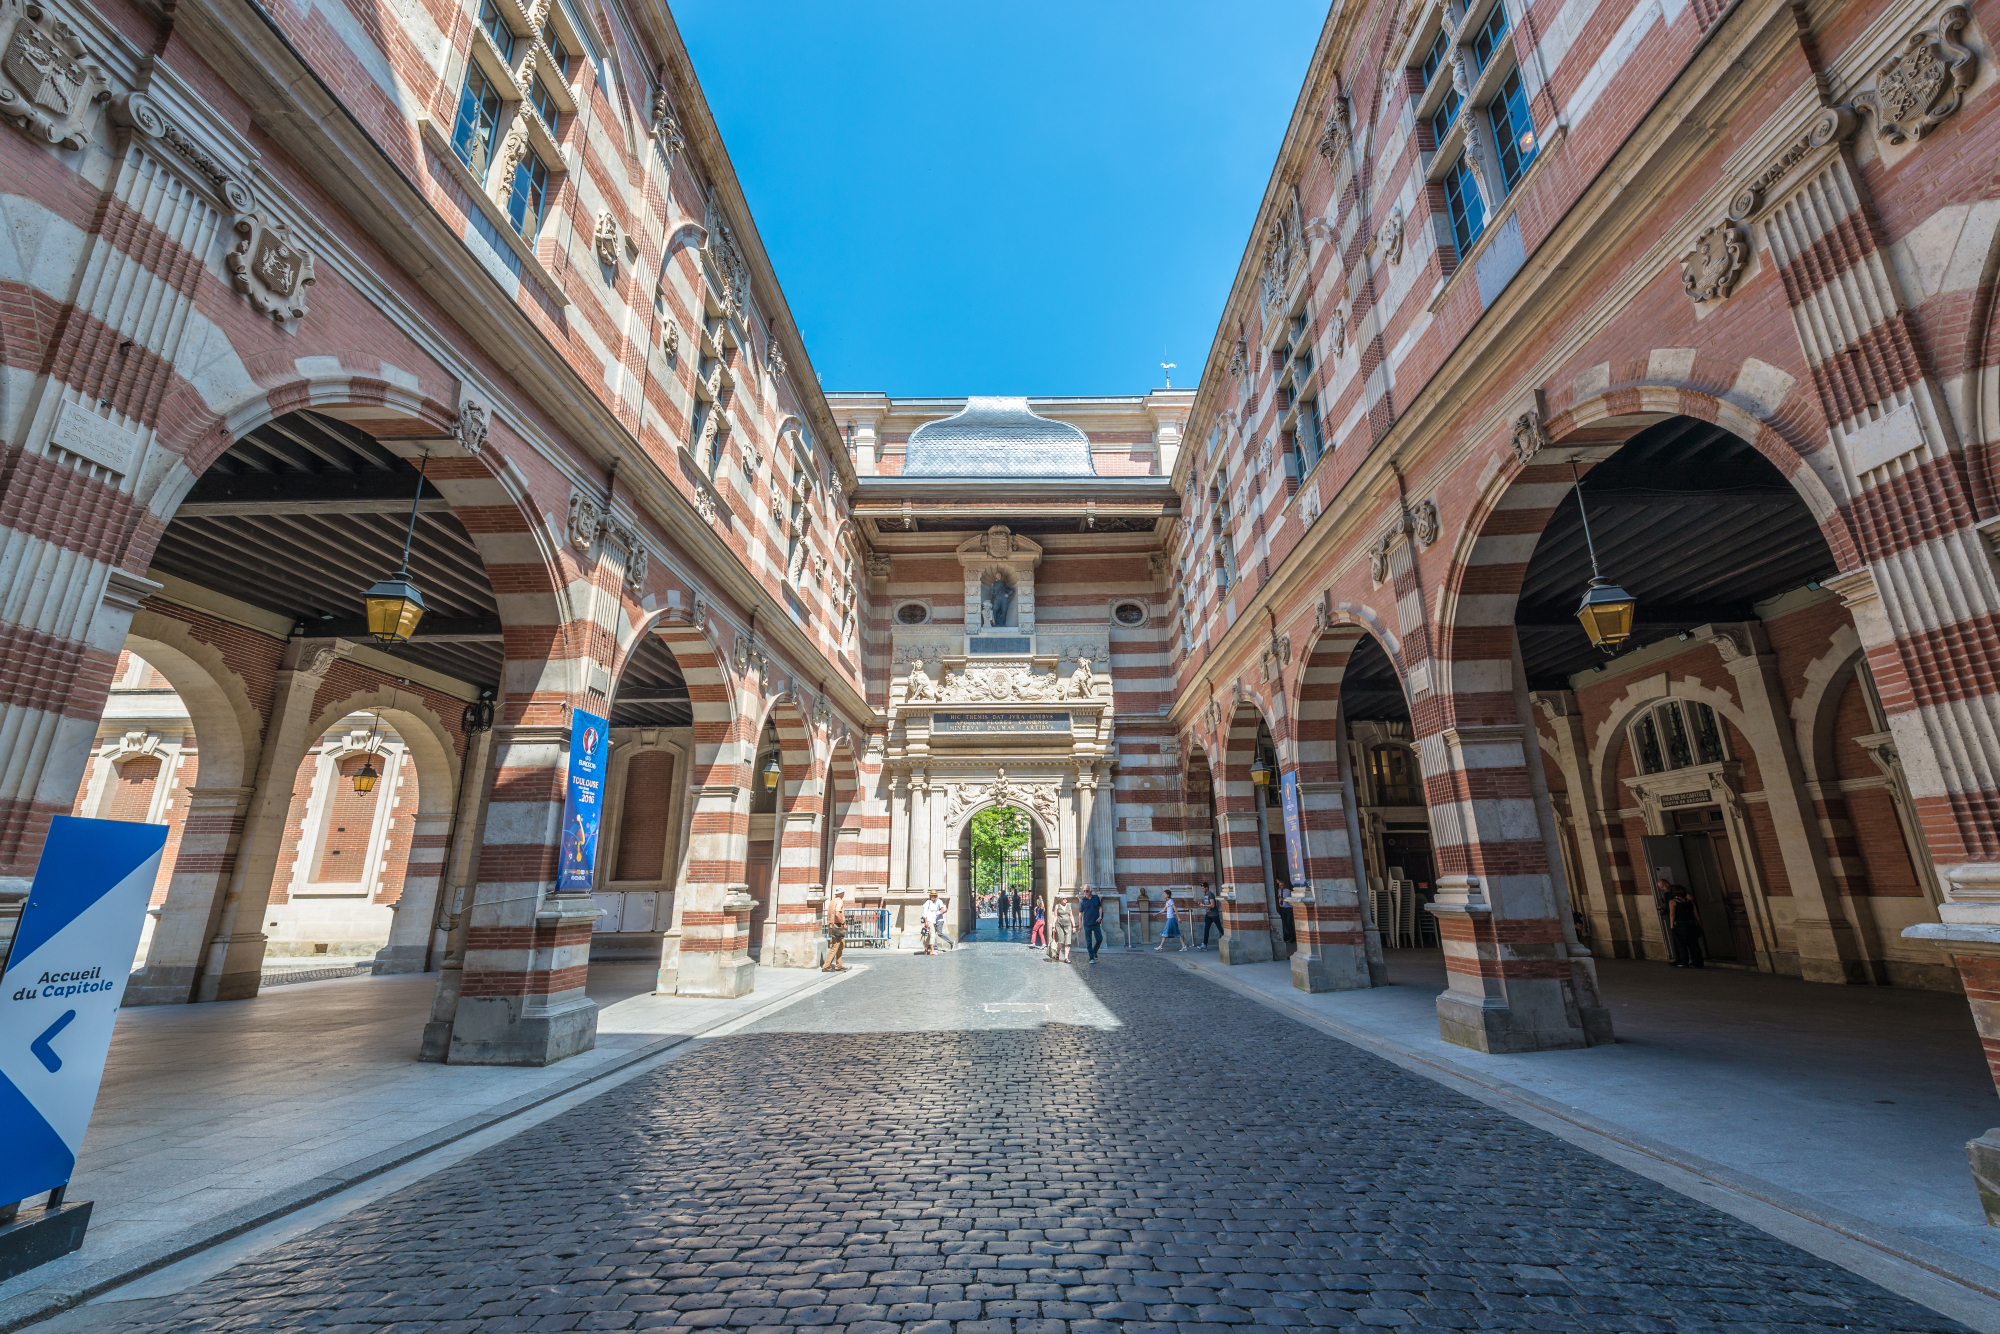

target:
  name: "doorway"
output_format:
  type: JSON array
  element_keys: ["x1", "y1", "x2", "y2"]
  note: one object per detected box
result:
[
  {"x1": 1380, "y1": 827, "x2": 1438, "y2": 949},
  {"x1": 1645, "y1": 809, "x2": 1747, "y2": 963},
  {"x1": 958, "y1": 806, "x2": 1044, "y2": 940}
]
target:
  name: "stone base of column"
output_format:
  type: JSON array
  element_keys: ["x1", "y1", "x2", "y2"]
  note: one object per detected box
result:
[
  {"x1": 1968, "y1": 1132, "x2": 2000, "y2": 1227},
  {"x1": 194, "y1": 932, "x2": 269, "y2": 1002},
  {"x1": 1218, "y1": 932, "x2": 1272, "y2": 964},
  {"x1": 1291, "y1": 947, "x2": 1370, "y2": 992},
  {"x1": 1908, "y1": 922, "x2": 2000, "y2": 1225},
  {"x1": 1432, "y1": 902, "x2": 1595, "y2": 1054},
  {"x1": 446, "y1": 992, "x2": 598, "y2": 1066},
  {"x1": 418, "y1": 963, "x2": 463, "y2": 1063},
  {"x1": 677, "y1": 954, "x2": 756, "y2": 997},
  {"x1": 371, "y1": 943, "x2": 431, "y2": 975},
  {"x1": 1436, "y1": 992, "x2": 1591, "y2": 1053},
  {"x1": 124, "y1": 964, "x2": 197, "y2": 1006},
  {"x1": 768, "y1": 929, "x2": 820, "y2": 969}
]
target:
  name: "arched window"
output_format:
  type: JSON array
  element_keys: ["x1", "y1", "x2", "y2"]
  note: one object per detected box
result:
[
  {"x1": 1629, "y1": 699, "x2": 1727, "y2": 774},
  {"x1": 1369, "y1": 744, "x2": 1422, "y2": 806}
]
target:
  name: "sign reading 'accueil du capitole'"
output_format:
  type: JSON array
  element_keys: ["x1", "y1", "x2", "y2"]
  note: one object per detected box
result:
[{"x1": 931, "y1": 711, "x2": 1071, "y2": 734}]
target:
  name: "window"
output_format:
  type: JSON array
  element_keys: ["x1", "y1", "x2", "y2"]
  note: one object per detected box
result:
[
  {"x1": 896, "y1": 602, "x2": 929, "y2": 625},
  {"x1": 1370, "y1": 744, "x2": 1423, "y2": 806},
  {"x1": 479, "y1": 0, "x2": 515, "y2": 61},
  {"x1": 1301, "y1": 398, "x2": 1324, "y2": 466},
  {"x1": 542, "y1": 19, "x2": 573, "y2": 78},
  {"x1": 1470, "y1": 2, "x2": 1510, "y2": 73},
  {"x1": 1630, "y1": 700, "x2": 1727, "y2": 775},
  {"x1": 507, "y1": 152, "x2": 550, "y2": 236},
  {"x1": 529, "y1": 76, "x2": 561, "y2": 135},
  {"x1": 1419, "y1": 27, "x2": 1451, "y2": 88},
  {"x1": 1490, "y1": 68, "x2": 1538, "y2": 190},
  {"x1": 1430, "y1": 85, "x2": 1462, "y2": 142},
  {"x1": 1442, "y1": 153, "x2": 1485, "y2": 253},
  {"x1": 451, "y1": 64, "x2": 506, "y2": 179}
]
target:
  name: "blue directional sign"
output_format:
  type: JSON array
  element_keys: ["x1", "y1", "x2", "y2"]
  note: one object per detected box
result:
[{"x1": 0, "y1": 816, "x2": 166, "y2": 1205}]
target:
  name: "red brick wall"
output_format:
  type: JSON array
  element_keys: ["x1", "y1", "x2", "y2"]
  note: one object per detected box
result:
[{"x1": 615, "y1": 749, "x2": 674, "y2": 881}]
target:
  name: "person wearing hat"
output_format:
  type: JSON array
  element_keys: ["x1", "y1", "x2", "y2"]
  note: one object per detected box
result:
[{"x1": 821, "y1": 890, "x2": 848, "y2": 972}]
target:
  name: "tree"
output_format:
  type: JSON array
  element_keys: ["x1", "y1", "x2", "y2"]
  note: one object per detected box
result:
[{"x1": 969, "y1": 806, "x2": 1031, "y2": 895}]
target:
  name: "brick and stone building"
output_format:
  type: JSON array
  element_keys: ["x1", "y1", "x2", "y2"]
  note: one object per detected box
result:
[{"x1": 8, "y1": 0, "x2": 2000, "y2": 1218}]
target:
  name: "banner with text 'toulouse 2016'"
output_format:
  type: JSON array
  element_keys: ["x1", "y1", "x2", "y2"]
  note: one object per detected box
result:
[
  {"x1": 558, "y1": 709, "x2": 609, "y2": 893},
  {"x1": 0, "y1": 815, "x2": 167, "y2": 1204}
]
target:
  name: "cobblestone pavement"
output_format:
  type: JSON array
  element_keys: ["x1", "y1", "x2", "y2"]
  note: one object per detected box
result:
[{"x1": 77, "y1": 944, "x2": 1969, "y2": 1332}]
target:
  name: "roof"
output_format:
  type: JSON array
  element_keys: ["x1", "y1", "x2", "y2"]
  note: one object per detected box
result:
[{"x1": 900, "y1": 397, "x2": 1098, "y2": 477}]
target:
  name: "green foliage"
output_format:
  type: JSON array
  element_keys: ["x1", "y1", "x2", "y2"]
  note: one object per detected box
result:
[{"x1": 969, "y1": 806, "x2": 1032, "y2": 893}]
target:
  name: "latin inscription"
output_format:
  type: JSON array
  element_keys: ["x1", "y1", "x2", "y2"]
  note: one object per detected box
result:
[{"x1": 932, "y1": 711, "x2": 1070, "y2": 734}]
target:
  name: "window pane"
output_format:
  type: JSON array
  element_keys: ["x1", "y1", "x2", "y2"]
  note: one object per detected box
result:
[
  {"x1": 1304, "y1": 398, "x2": 1324, "y2": 463},
  {"x1": 1471, "y1": 1, "x2": 1510, "y2": 71},
  {"x1": 1634, "y1": 714, "x2": 1663, "y2": 774},
  {"x1": 508, "y1": 154, "x2": 549, "y2": 236},
  {"x1": 480, "y1": 0, "x2": 515, "y2": 62},
  {"x1": 530, "y1": 76, "x2": 560, "y2": 135},
  {"x1": 1491, "y1": 68, "x2": 1538, "y2": 191},
  {"x1": 1420, "y1": 29, "x2": 1450, "y2": 88},
  {"x1": 543, "y1": 22, "x2": 571, "y2": 76},
  {"x1": 1661, "y1": 704, "x2": 1693, "y2": 770},
  {"x1": 1443, "y1": 155, "x2": 1485, "y2": 254},
  {"x1": 1691, "y1": 702, "x2": 1725, "y2": 765},
  {"x1": 451, "y1": 66, "x2": 503, "y2": 179},
  {"x1": 1430, "y1": 87, "x2": 1461, "y2": 144}
]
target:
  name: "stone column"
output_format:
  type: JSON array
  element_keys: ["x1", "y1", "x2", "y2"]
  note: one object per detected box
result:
[
  {"x1": 1074, "y1": 770, "x2": 1098, "y2": 888},
  {"x1": 1217, "y1": 808, "x2": 1272, "y2": 964},
  {"x1": 1705, "y1": 624, "x2": 1863, "y2": 983},
  {"x1": 943, "y1": 846, "x2": 962, "y2": 942},
  {"x1": 420, "y1": 727, "x2": 498, "y2": 1061},
  {"x1": 1091, "y1": 762, "x2": 1117, "y2": 889},
  {"x1": 887, "y1": 770, "x2": 910, "y2": 892},
  {"x1": 1334, "y1": 707, "x2": 1388, "y2": 983},
  {"x1": 908, "y1": 769, "x2": 931, "y2": 895},
  {"x1": 193, "y1": 639, "x2": 354, "y2": 1002},
  {"x1": 770, "y1": 809, "x2": 822, "y2": 967},
  {"x1": 373, "y1": 808, "x2": 455, "y2": 974},
  {"x1": 674, "y1": 781, "x2": 754, "y2": 997},
  {"x1": 125, "y1": 785, "x2": 253, "y2": 1005},
  {"x1": 447, "y1": 721, "x2": 602, "y2": 1064},
  {"x1": 1289, "y1": 779, "x2": 1371, "y2": 992},
  {"x1": 1424, "y1": 723, "x2": 1595, "y2": 1053}
]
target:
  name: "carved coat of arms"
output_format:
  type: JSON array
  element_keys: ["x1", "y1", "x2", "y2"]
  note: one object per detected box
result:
[
  {"x1": 1862, "y1": 6, "x2": 1973, "y2": 144},
  {"x1": 227, "y1": 214, "x2": 315, "y2": 321},
  {"x1": 1680, "y1": 220, "x2": 1747, "y2": 303},
  {"x1": 0, "y1": 0, "x2": 107, "y2": 150}
]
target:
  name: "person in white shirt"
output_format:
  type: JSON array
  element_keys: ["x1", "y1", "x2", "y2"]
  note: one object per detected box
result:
[{"x1": 920, "y1": 890, "x2": 945, "y2": 955}]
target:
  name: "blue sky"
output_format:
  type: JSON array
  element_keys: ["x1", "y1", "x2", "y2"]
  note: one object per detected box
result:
[{"x1": 674, "y1": 3, "x2": 1326, "y2": 399}]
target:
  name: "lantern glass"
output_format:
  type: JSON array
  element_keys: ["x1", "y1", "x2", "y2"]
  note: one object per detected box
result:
[
  {"x1": 363, "y1": 574, "x2": 427, "y2": 643},
  {"x1": 762, "y1": 758, "x2": 781, "y2": 790},
  {"x1": 1250, "y1": 760, "x2": 1274, "y2": 786},
  {"x1": 352, "y1": 761, "x2": 379, "y2": 794},
  {"x1": 1574, "y1": 576, "x2": 1637, "y2": 649}
]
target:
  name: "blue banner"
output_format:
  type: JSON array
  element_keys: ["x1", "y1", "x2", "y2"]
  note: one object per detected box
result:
[
  {"x1": 558, "y1": 709, "x2": 609, "y2": 892},
  {"x1": 1279, "y1": 770, "x2": 1310, "y2": 887},
  {"x1": 0, "y1": 815, "x2": 167, "y2": 1204}
]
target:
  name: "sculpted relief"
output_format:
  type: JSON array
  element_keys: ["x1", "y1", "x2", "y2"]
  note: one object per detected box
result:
[
  {"x1": 0, "y1": 0, "x2": 107, "y2": 151},
  {"x1": 904, "y1": 661, "x2": 1097, "y2": 705}
]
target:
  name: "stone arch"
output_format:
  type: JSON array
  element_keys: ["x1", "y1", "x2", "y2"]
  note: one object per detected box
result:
[
  {"x1": 822, "y1": 736, "x2": 862, "y2": 898},
  {"x1": 1587, "y1": 676, "x2": 1759, "y2": 818},
  {"x1": 305, "y1": 687, "x2": 462, "y2": 821},
  {"x1": 1793, "y1": 626, "x2": 1868, "y2": 786},
  {"x1": 1289, "y1": 609, "x2": 1410, "y2": 784},
  {"x1": 120, "y1": 608, "x2": 261, "y2": 794}
]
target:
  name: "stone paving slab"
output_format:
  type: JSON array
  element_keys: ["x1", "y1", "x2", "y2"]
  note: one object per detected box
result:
[{"x1": 63, "y1": 943, "x2": 1975, "y2": 1333}]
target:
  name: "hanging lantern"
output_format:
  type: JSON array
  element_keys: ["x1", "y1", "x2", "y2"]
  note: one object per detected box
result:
[
  {"x1": 352, "y1": 759, "x2": 379, "y2": 794},
  {"x1": 1574, "y1": 575, "x2": 1638, "y2": 650},
  {"x1": 762, "y1": 755, "x2": 782, "y2": 790},
  {"x1": 360, "y1": 455, "x2": 432, "y2": 644},
  {"x1": 364, "y1": 573, "x2": 427, "y2": 643},
  {"x1": 1568, "y1": 459, "x2": 1637, "y2": 652},
  {"x1": 1250, "y1": 755, "x2": 1275, "y2": 786}
]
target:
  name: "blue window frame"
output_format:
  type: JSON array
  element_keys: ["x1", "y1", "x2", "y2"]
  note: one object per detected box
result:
[
  {"x1": 529, "y1": 76, "x2": 560, "y2": 135},
  {"x1": 1420, "y1": 28, "x2": 1451, "y2": 89},
  {"x1": 1443, "y1": 154, "x2": 1485, "y2": 254},
  {"x1": 479, "y1": 0, "x2": 515, "y2": 62},
  {"x1": 1302, "y1": 398, "x2": 1325, "y2": 465},
  {"x1": 451, "y1": 64, "x2": 505, "y2": 179},
  {"x1": 542, "y1": 21, "x2": 572, "y2": 78},
  {"x1": 507, "y1": 152, "x2": 550, "y2": 237},
  {"x1": 1491, "y1": 68, "x2": 1538, "y2": 190},
  {"x1": 1471, "y1": 1, "x2": 1511, "y2": 72},
  {"x1": 1429, "y1": 89, "x2": 1460, "y2": 146}
]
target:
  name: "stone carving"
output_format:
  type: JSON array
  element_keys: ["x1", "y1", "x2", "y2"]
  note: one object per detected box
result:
[
  {"x1": 1052, "y1": 641, "x2": 1108, "y2": 666},
  {"x1": 937, "y1": 665, "x2": 1061, "y2": 703},
  {"x1": 1067, "y1": 657, "x2": 1096, "y2": 700},
  {"x1": 690, "y1": 593, "x2": 708, "y2": 629},
  {"x1": 1259, "y1": 207, "x2": 1303, "y2": 311},
  {"x1": 866, "y1": 551, "x2": 892, "y2": 580},
  {"x1": 732, "y1": 631, "x2": 771, "y2": 680},
  {"x1": 648, "y1": 72, "x2": 683, "y2": 149},
  {"x1": 1858, "y1": 6, "x2": 1973, "y2": 144},
  {"x1": 904, "y1": 660, "x2": 939, "y2": 702},
  {"x1": 1680, "y1": 220, "x2": 1748, "y2": 303},
  {"x1": 1229, "y1": 335, "x2": 1248, "y2": 379},
  {"x1": 1330, "y1": 307, "x2": 1348, "y2": 358},
  {"x1": 705, "y1": 219, "x2": 749, "y2": 318},
  {"x1": 1368, "y1": 532, "x2": 1394, "y2": 586},
  {"x1": 567, "y1": 492, "x2": 603, "y2": 552},
  {"x1": 663, "y1": 320, "x2": 680, "y2": 359},
  {"x1": 1316, "y1": 95, "x2": 1351, "y2": 163},
  {"x1": 594, "y1": 210, "x2": 620, "y2": 266},
  {"x1": 1302, "y1": 487, "x2": 1322, "y2": 525},
  {"x1": 1510, "y1": 408, "x2": 1550, "y2": 464},
  {"x1": 1412, "y1": 498, "x2": 1440, "y2": 547},
  {"x1": 811, "y1": 695, "x2": 833, "y2": 730},
  {"x1": 1378, "y1": 207, "x2": 1405, "y2": 265},
  {"x1": 227, "y1": 214, "x2": 315, "y2": 322},
  {"x1": 810, "y1": 552, "x2": 827, "y2": 585},
  {"x1": 692, "y1": 486, "x2": 717, "y2": 526},
  {"x1": 947, "y1": 768, "x2": 1058, "y2": 831},
  {"x1": 0, "y1": 0, "x2": 106, "y2": 151},
  {"x1": 766, "y1": 332, "x2": 786, "y2": 377},
  {"x1": 1702, "y1": 628, "x2": 1753, "y2": 662},
  {"x1": 110, "y1": 94, "x2": 252, "y2": 209},
  {"x1": 1262, "y1": 631, "x2": 1292, "y2": 682},
  {"x1": 1204, "y1": 697, "x2": 1222, "y2": 732},
  {"x1": 1313, "y1": 600, "x2": 1333, "y2": 637},
  {"x1": 1727, "y1": 106, "x2": 1857, "y2": 221},
  {"x1": 298, "y1": 640, "x2": 357, "y2": 679},
  {"x1": 623, "y1": 543, "x2": 648, "y2": 594},
  {"x1": 983, "y1": 525, "x2": 1014, "y2": 560},
  {"x1": 453, "y1": 396, "x2": 489, "y2": 457}
]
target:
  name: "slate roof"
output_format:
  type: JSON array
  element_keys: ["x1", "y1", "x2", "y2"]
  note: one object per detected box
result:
[{"x1": 900, "y1": 397, "x2": 1097, "y2": 477}]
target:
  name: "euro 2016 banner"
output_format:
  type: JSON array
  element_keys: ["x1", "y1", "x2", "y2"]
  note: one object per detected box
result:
[
  {"x1": 0, "y1": 816, "x2": 168, "y2": 1205},
  {"x1": 1280, "y1": 771, "x2": 1311, "y2": 888},
  {"x1": 558, "y1": 709, "x2": 609, "y2": 893}
]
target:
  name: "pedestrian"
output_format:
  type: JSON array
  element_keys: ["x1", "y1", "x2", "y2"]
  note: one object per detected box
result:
[
  {"x1": 1200, "y1": 882, "x2": 1223, "y2": 950},
  {"x1": 1004, "y1": 888, "x2": 1018, "y2": 930},
  {"x1": 1029, "y1": 896, "x2": 1046, "y2": 949},
  {"x1": 1667, "y1": 887, "x2": 1706, "y2": 969},
  {"x1": 1079, "y1": 885, "x2": 1103, "y2": 964},
  {"x1": 920, "y1": 889, "x2": 945, "y2": 956},
  {"x1": 821, "y1": 890, "x2": 848, "y2": 972},
  {"x1": 1051, "y1": 895, "x2": 1075, "y2": 962},
  {"x1": 1155, "y1": 891, "x2": 1187, "y2": 951}
]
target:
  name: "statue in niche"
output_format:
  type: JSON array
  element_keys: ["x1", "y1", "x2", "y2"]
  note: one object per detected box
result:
[
  {"x1": 906, "y1": 661, "x2": 938, "y2": 702},
  {"x1": 986, "y1": 576, "x2": 1014, "y2": 629}
]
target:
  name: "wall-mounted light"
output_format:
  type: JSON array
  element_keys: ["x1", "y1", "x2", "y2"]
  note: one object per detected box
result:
[{"x1": 463, "y1": 689, "x2": 495, "y2": 735}]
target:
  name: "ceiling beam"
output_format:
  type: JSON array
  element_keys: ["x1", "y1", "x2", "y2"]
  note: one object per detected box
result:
[
  {"x1": 178, "y1": 497, "x2": 452, "y2": 518},
  {"x1": 304, "y1": 616, "x2": 504, "y2": 642},
  {"x1": 1512, "y1": 602, "x2": 1757, "y2": 628}
]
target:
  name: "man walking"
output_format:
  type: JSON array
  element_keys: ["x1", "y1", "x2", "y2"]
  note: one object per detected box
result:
[
  {"x1": 920, "y1": 889, "x2": 945, "y2": 955},
  {"x1": 1200, "y1": 883, "x2": 1223, "y2": 950},
  {"x1": 1079, "y1": 885, "x2": 1104, "y2": 964},
  {"x1": 821, "y1": 890, "x2": 848, "y2": 972}
]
